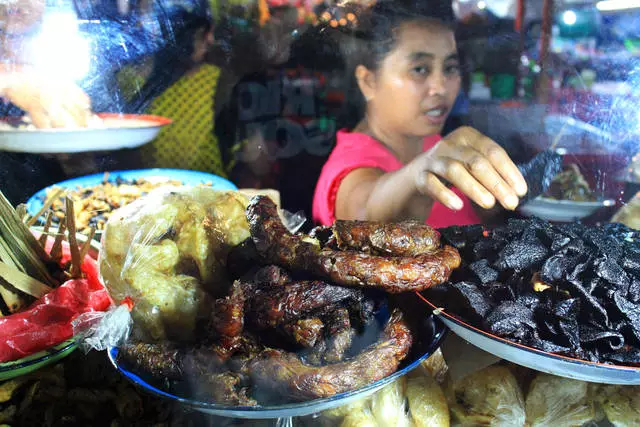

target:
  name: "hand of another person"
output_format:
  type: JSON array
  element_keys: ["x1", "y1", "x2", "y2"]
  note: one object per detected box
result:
[
  {"x1": 412, "y1": 126, "x2": 528, "y2": 211},
  {"x1": 4, "y1": 72, "x2": 91, "y2": 128}
]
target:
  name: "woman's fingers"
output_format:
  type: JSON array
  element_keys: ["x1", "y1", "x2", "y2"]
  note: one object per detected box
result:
[
  {"x1": 471, "y1": 135, "x2": 528, "y2": 197},
  {"x1": 436, "y1": 159, "x2": 497, "y2": 209},
  {"x1": 415, "y1": 171, "x2": 464, "y2": 211},
  {"x1": 446, "y1": 127, "x2": 528, "y2": 198},
  {"x1": 454, "y1": 146, "x2": 520, "y2": 210}
]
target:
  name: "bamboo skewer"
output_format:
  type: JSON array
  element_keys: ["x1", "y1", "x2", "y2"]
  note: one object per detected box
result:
[
  {"x1": 78, "y1": 228, "x2": 96, "y2": 264},
  {"x1": 38, "y1": 212, "x2": 53, "y2": 248},
  {"x1": 65, "y1": 198, "x2": 83, "y2": 279},
  {"x1": 0, "y1": 189, "x2": 89, "y2": 315},
  {"x1": 49, "y1": 221, "x2": 67, "y2": 264},
  {"x1": 0, "y1": 261, "x2": 52, "y2": 299},
  {"x1": 26, "y1": 187, "x2": 66, "y2": 227},
  {"x1": 0, "y1": 192, "x2": 55, "y2": 285}
]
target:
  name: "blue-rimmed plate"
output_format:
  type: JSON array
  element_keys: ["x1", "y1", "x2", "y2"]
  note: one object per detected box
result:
[
  {"x1": 107, "y1": 298, "x2": 446, "y2": 419},
  {"x1": 0, "y1": 338, "x2": 77, "y2": 381},
  {"x1": 418, "y1": 293, "x2": 640, "y2": 385},
  {"x1": 26, "y1": 169, "x2": 237, "y2": 220}
]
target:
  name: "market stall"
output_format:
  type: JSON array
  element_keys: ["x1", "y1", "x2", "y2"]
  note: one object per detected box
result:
[{"x1": 1, "y1": 0, "x2": 640, "y2": 426}]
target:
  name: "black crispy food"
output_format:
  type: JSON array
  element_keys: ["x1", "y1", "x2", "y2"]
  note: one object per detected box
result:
[
  {"x1": 425, "y1": 219, "x2": 640, "y2": 366},
  {"x1": 247, "y1": 196, "x2": 461, "y2": 293},
  {"x1": 517, "y1": 150, "x2": 563, "y2": 203}
]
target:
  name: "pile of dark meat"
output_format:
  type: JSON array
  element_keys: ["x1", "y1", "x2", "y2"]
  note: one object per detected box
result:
[
  {"x1": 118, "y1": 196, "x2": 460, "y2": 405},
  {"x1": 425, "y1": 218, "x2": 640, "y2": 365}
]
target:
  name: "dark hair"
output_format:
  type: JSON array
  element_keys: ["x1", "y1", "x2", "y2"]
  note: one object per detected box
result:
[
  {"x1": 337, "y1": 0, "x2": 456, "y2": 129},
  {"x1": 358, "y1": 0, "x2": 455, "y2": 71}
]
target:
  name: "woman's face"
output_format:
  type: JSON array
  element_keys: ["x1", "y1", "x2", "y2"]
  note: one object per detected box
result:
[{"x1": 359, "y1": 21, "x2": 461, "y2": 137}]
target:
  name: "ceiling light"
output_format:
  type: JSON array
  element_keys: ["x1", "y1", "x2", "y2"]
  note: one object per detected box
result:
[
  {"x1": 596, "y1": 0, "x2": 640, "y2": 11},
  {"x1": 562, "y1": 10, "x2": 577, "y2": 25}
]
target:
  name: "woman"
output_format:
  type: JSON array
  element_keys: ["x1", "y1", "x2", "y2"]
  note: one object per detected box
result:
[
  {"x1": 125, "y1": 4, "x2": 228, "y2": 176},
  {"x1": 313, "y1": 1, "x2": 528, "y2": 228}
]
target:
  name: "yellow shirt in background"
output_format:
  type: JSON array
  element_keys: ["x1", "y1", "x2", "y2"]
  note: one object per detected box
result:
[{"x1": 141, "y1": 64, "x2": 226, "y2": 177}]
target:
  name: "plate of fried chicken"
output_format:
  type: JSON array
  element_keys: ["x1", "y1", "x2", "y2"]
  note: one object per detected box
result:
[{"x1": 100, "y1": 192, "x2": 456, "y2": 417}]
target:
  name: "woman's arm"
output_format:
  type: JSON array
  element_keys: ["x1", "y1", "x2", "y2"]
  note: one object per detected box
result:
[
  {"x1": 336, "y1": 127, "x2": 528, "y2": 223},
  {"x1": 0, "y1": 65, "x2": 91, "y2": 128},
  {"x1": 336, "y1": 164, "x2": 433, "y2": 222}
]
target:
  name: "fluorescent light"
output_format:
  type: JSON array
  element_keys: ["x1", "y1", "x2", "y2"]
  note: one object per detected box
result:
[
  {"x1": 562, "y1": 10, "x2": 577, "y2": 25},
  {"x1": 596, "y1": 0, "x2": 640, "y2": 11},
  {"x1": 477, "y1": 1, "x2": 487, "y2": 10}
]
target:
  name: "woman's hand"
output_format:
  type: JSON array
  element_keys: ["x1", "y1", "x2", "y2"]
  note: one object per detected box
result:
[
  {"x1": 3, "y1": 72, "x2": 91, "y2": 128},
  {"x1": 412, "y1": 126, "x2": 528, "y2": 211}
]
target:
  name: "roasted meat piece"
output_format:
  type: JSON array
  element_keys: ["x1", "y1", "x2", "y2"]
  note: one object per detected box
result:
[
  {"x1": 193, "y1": 372, "x2": 257, "y2": 406},
  {"x1": 253, "y1": 265, "x2": 292, "y2": 286},
  {"x1": 210, "y1": 281, "x2": 245, "y2": 339},
  {"x1": 246, "y1": 196, "x2": 460, "y2": 293},
  {"x1": 119, "y1": 342, "x2": 184, "y2": 379},
  {"x1": 323, "y1": 308, "x2": 355, "y2": 364},
  {"x1": 333, "y1": 220, "x2": 440, "y2": 256},
  {"x1": 283, "y1": 318, "x2": 325, "y2": 348},
  {"x1": 247, "y1": 281, "x2": 363, "y2": 328},
  {"x1": 249, "y1": 309, "x2": 413, "y2": 401}
]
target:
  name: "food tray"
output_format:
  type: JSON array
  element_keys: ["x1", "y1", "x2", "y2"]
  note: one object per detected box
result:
[
  {"x1": 26, "y1": 169, "x2": 238, "y2": 232},
  {"x1": 418, "y1": 294, "x2": 640, "y2": 385},
  {"x1": 0, "y1": 113, "x2": 171, "y2": 153},
  {"x1": 0, "y1": 339, "x2": 77, "y2": 382},
  {"x1": 0, "y1": 231, "x2": 104, "y2": 379},
  {"x1": 519, "y1": 197, "x2": 615, "y2": 222},
  {"x1": 108, "y1": 301, "x2": 447, "y2": 419}
]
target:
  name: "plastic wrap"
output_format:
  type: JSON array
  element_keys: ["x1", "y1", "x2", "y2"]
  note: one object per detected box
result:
[
  {"x1": 321, "y1": 396, "x2": 370, "y2": 422},
  {"x1": 99, "y1": 187, "x2": 253, "y2": 342},
  {"x1": 72, "y1": 304, "x2": 133, "y2": 352},
  {"x1": 446, "y1": 365, "x2": 526, "y2": 427},
  {"x1": 370, "y1": 377, "x2": 412, "y2": 427},
  {"x1": 406, "y1": 366, "x2": 450, "y2": 427},
  {"x1": 340, "y1": 407, "x2": 379, "y2": 427},
  {"x1": 592, "y1": 385, "x2": 640, "y2": 426},
  {"x1": 420, "y1": 348, "x2": 449, "y2": 384},
  {"x1": 0, "y1": 238, "x2": 110, "y2": 362},
  {"x1": 525, "y1": 373, "x2": 594, "y2": 427}
]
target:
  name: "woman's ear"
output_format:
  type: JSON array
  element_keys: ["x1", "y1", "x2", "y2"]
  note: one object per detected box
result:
[{"x1": 355, "y1": 64, "x2": 376, "y2": 102}]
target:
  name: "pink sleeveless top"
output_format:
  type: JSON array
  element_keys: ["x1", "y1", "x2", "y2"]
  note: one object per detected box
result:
[{"x1": 312, "y1": 129, "x2": 481, "y2": 228}]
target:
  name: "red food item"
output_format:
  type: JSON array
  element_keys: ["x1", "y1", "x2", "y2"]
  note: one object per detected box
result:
[{"x1": 0, "y1": 240, "x2": 111, "y2": 363}]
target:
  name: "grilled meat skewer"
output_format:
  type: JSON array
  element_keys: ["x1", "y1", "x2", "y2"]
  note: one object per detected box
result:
[
  {"x1": 247, "y1": 196, "x2": 460, "y2": 293},
  {"x1": 333, "y1": 220, "x2": 441, "y2": 256}
]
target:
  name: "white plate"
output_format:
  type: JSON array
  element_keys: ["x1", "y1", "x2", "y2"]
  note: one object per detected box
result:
[
  {"x1": 0, "y1": 113, "x2": 171, "y2": 153},
  {"x1": 418, "y1": 295, "x2": 640, "y2": 385},
  {"x1": 519, "y1": 197, "x2": 615, "y2": 222}
]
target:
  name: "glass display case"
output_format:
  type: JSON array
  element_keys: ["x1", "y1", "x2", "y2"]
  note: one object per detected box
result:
[{"x1": 1, "y1": 0, "x2": 638, "y2": 425}]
